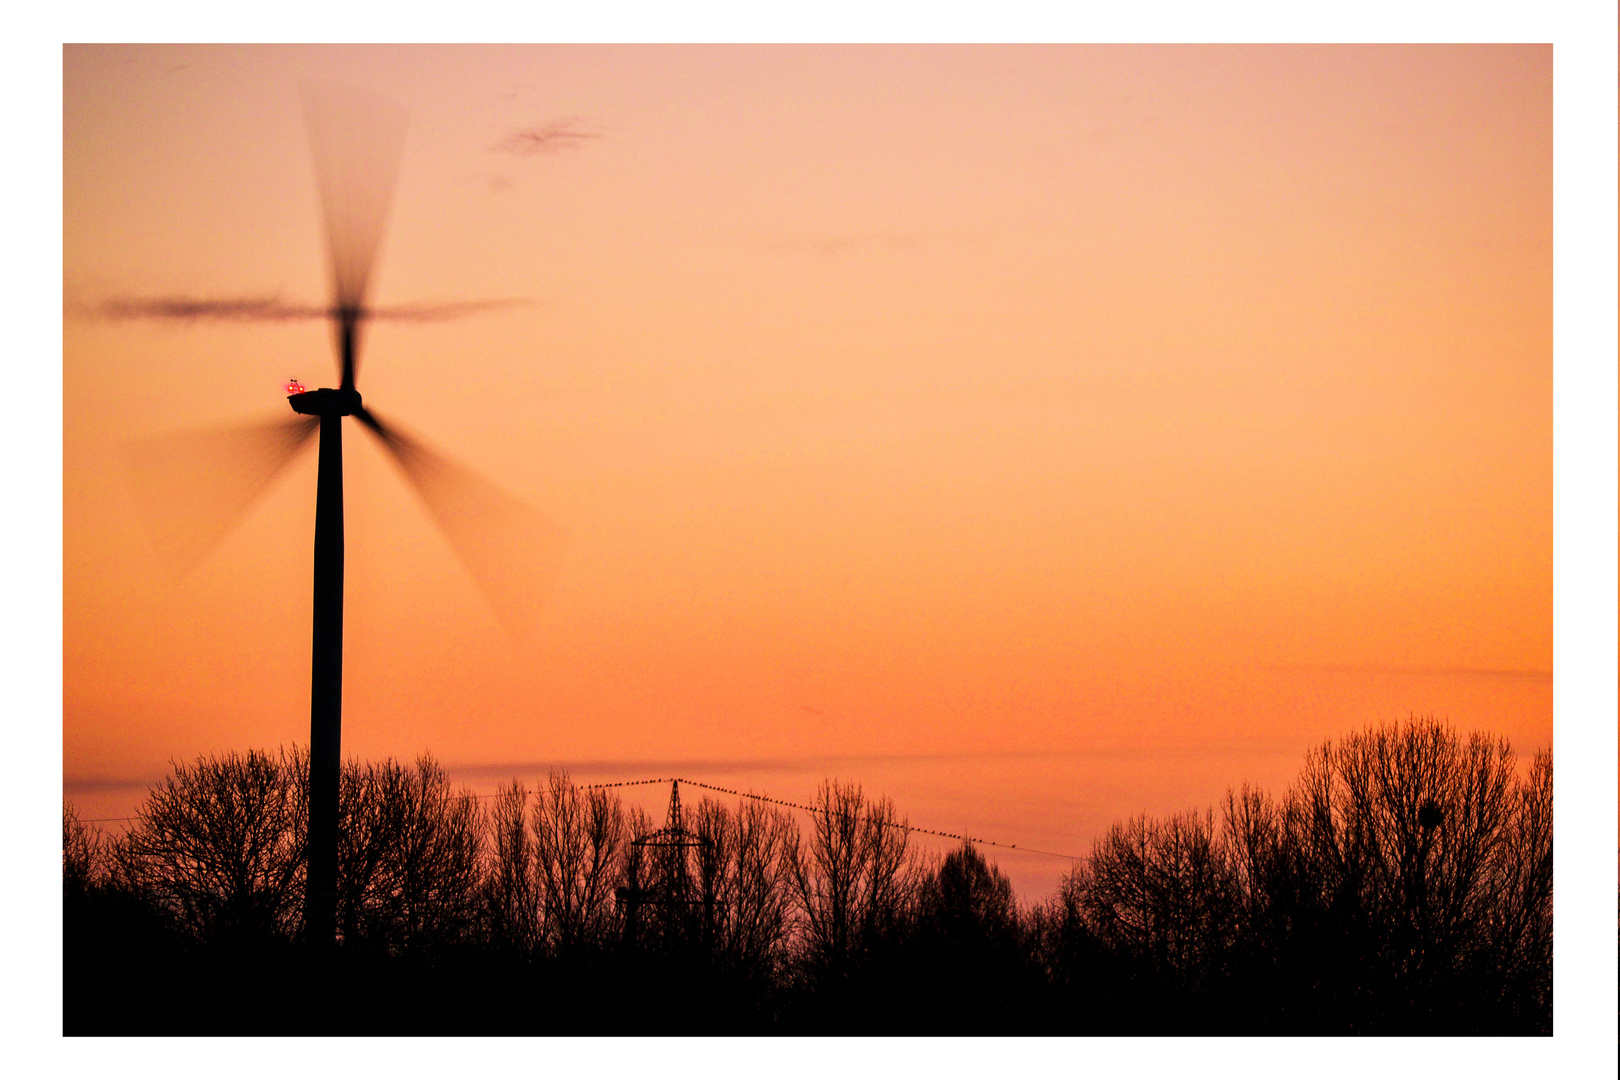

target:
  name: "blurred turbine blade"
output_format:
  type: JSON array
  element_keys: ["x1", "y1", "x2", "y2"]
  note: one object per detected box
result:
[
  {"x1": 354, "y1": 406, "x2": 568, "y2": 638},
  {"x1": 300, "y1": 79, "x2": 408, "y2": 385},
  {"x1": 366, "y1": 298, "x2": 530, "y2": 321},
  {"x1": 80, "y1": 295, "x2": 525, "y2": 325},
  {"x1": 90, "y1": 296, "x2": 329, "y2": 322},
  {"x1": 124, "y1": 415, "x2": 320, "y2": 579},
  {"x1": 301, "y1": 79, "x2": 408, "y2": 312}
]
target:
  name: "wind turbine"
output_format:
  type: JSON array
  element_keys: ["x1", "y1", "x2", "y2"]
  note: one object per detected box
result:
[{"x1": 121, "y1": 81, "x2": 567, "y2": 947}]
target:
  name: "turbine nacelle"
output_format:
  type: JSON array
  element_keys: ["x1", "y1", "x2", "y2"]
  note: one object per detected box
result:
[{"x1": 289, "y1": 387, "x2": 363, "y2": 417}]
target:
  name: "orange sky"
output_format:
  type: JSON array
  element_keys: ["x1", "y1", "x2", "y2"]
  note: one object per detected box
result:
[{"x1": 63, "y1": 45, "x2": 1551, "y2": 897}]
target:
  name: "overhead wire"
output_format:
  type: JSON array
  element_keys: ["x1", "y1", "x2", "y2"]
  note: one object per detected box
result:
[{"x1": 73, "y1": 774, "x2": 1085, "y2": 861}]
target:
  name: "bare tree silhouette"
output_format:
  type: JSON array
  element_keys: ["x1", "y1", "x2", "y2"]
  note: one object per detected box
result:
[
  {"x1": 62, "y1": 718, "x2": 1550, "y2": 1034},
  {"x1": 894, "y1": 840, "x2": 1039, "y2": 1030},
  {"x1": 62, "y1": 802, "x2": 105, "y2": 898},
  {"x1": 921, "y1": 841, "x2": 1020, "y2": 941},
  {"x1": 341, "y1": 755, "x2": 485, "y2": 954},
  {"x1": 687, "y1": 795, "x2": 801, "y2": 982},
  {"x1": 1274, "y1": 719, "x2": 1549, "y2": 1028},
  {"x1": 789, "y1": 780, "x2": 922, "y2": 992},
  {"x1": 1493, "y1": 749, "x2": 1552, "y2": 1018},
  {"x1": 1029, "y1": 717, "x2": 1552, "y2": 1033},
  {"x1": 1069, "y1": 807, "x2": 1237, "y2": 991},
  {"x1": 481, "y1": 780, "x2": 540, "y2": 952},
  {"x1": 112, "y1": 748, "x2": 307, "y2": 946},
  {"x1": 530, "y1": 770, "x2": 629, "y2": 956}
]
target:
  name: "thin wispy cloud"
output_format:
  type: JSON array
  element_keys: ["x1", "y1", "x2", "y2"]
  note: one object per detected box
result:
[
  {"x1": 492, "y1": 119, "x2": 601, "y2": 157},
  {"x1": 63, "y1": 774, "x2": 163, "y2": 796},
  {"x1": 64, "y1": 737, "x2": 1306, "y2": 800}
]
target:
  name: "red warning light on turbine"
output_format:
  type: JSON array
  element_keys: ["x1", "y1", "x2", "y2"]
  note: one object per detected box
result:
[{"x1": 286, "y1": 378, "x2": 306, "y2": 395}]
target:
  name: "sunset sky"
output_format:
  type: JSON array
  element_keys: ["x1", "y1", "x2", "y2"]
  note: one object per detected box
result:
[{"x1": 63, "y1": 44, "x2": 1558, "y2": 899}]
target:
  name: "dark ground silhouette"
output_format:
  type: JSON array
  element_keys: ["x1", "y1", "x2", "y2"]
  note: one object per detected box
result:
[{"x1": 63, "y1": 717, "x2": 1550, "y2": 1035}]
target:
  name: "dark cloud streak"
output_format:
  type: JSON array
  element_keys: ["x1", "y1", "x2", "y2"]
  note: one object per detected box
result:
[
  {"x1": 66, "y1": 739, "x2": 1304, "y2": 808},
  {"x1": 492, "y1": 119, "x2": 601, "y2": 157}
]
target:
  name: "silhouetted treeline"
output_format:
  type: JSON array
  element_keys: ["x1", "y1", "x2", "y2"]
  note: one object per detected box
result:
[{"x1": 63, "y1": 717, "x2": 1550, "y2": 1034}]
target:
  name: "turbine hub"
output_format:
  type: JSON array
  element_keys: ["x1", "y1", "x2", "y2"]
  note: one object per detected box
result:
[{"x1": 288, "y1": 386, "x2": 362, "y2": 417}]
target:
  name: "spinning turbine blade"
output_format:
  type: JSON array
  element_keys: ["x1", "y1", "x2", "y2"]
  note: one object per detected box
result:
[
  {"x1": 124, "y1": 415, "x2": 320, "y2": 578},
  {"x1": 355, "y1": 406, "x2": 568, "y2": 637},
  {"x1": 300, "y1": 79, "x2": 408, "y2": 387},
  {"x1": 83, "y1": 295, "x2": 527, "y2": 325},
  {"x1": 91, "y1": 296, "x2": 329, "y2": 322}
]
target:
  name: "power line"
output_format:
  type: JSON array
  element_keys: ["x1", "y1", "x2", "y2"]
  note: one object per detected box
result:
[
  {"x1": 485, "y1": 775, "x2": 1083, "y2": 861},
  {"x1": 73, "y1": 774, "x2": 1086, "y2": 862},
  {"x1": 668, "y1": 776, "x2": 1082, "y2": 862}
]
